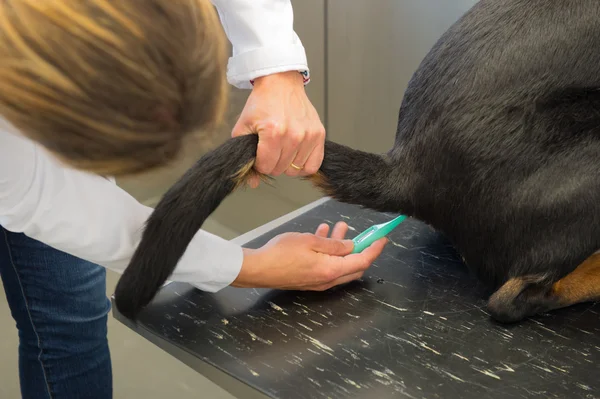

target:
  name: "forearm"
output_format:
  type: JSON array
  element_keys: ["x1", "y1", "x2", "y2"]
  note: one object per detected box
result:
[
  {"x1": 0, "y1": 125, "x2": 242, "y2": 292},
  {"x1": 210, "y1": 0, "x2": 310, "y2": 88}
]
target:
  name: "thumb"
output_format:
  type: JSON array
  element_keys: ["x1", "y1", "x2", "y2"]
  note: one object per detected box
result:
[
  {"x1": 248, "y1": 174, "x2": 260, "y2": 189},
  {"x1": 231, "y1": 117, "x2": 251, "y2": 138},
  {"x1": 309, "y1": 236, "x2": 354, "y2": 256}
]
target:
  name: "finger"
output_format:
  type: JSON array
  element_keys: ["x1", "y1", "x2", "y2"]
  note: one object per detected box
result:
[
  {"x1": 285, "y1": 134, "x2": 316, "y2": 177},
  {"x1": 311, "y1": 271, "x2": 365, "y2": 291},
  {"x1": 314, "y1": 223, "x2": 330, "y2": 237},
  {"x1": 309, "y1": 235, "x2": 354, "y2": 256},
  {"x1": 254, "y1": 134, "x2": 282, "y2": 175},
  {"x1": 279, "y1": 268, "x2": 364, "y2": 291},
  {"x1": 231, "y1": 119, "x2": 276, "y2": 180},
  {"x1": 272, "y1": 129, "x2": 304, "y2": 176},
  {"x1": 301, "y1": 128, "x2": 325, "y2": 175},
  {"x1": 339, "y1": 238, "x2": 388, "y2": 274},
  {"x1": 330, "y1": 221, "x2": 348, "y2": 240}
]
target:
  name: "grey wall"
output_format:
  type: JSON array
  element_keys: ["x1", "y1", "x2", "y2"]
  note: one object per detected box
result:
[{"x1": 326, "y1": 0, "x2": 476, "y2": 152}]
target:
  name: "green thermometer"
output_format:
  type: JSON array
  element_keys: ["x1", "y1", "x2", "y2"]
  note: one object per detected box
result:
[{"x1": 351, "y1": 215, "x2": 407, "y2": 254}]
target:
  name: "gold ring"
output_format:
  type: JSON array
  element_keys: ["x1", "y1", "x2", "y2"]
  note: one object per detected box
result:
[{"x1": 290, "y1": 163, "x2": 303, "y2": 170}]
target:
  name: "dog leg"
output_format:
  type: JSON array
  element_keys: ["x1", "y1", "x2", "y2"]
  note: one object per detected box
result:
[
  {"x1": 547, "y1": 252, "x2": 600, "y2": 309},
  {"x1": 487, "y1": 253, "x2": 600, "y2": 323}
]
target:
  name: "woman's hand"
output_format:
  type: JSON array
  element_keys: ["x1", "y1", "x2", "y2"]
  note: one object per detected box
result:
[
  {"x1": 231, "y1": 71, "x2": 326, "y2": 188},
  {"x1": 233, "y1": 222, "x2": 387, "y2": 291}
]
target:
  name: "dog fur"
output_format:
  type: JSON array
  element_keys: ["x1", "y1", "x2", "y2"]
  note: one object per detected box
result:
[{"x1": 114, "y1": 0, "x2": 600, "y2": 323}]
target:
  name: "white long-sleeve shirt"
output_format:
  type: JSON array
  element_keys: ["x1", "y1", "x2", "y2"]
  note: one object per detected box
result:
[
  {"x1": 212, "y1": 0, "x2": 310, "y2": 88},
  {"x1": 0, "y1": 1, "x2": 309, "y2": 292}
]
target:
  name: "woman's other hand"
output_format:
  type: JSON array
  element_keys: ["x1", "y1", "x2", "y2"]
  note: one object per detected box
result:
[{"x1": 233, "y1": 222, "x2": 387, "y2": 290}]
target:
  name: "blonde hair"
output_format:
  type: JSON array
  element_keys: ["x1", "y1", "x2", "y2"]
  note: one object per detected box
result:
[{"x1": 0, "y1": 0, "x2": 228, "y2": 176}]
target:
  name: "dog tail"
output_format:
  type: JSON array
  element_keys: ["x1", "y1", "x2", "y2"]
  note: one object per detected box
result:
[
  {"x1": 113, "y1": 134, "x2": 266, "y2": 320},
  {"x1": 306, "y1": 140, "x2": 400, "y2": 212},
  {"x1": 114, "y1": 135, "x2": 399, "y2": 320}
]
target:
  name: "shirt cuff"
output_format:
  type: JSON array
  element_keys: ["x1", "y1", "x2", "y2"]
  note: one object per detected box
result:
[
  {"x1": 226, "y1": 43, "x2": 310, "y2": 89},
  {"x1": 172, "y1": 229, "x2": 244, "y2": 292}
]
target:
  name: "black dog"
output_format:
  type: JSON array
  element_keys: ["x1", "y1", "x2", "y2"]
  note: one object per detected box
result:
[{"x1": 115, "y1": 0, "x2": 600, "y2": 323}]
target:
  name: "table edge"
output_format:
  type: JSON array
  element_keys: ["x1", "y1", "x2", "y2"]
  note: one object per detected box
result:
[
  {"x1": 111, "y1": 197, "x2": 330, "y2": 399},
  {"x1": 231, "y1": 196, "x2": 331, "y2": 245}
]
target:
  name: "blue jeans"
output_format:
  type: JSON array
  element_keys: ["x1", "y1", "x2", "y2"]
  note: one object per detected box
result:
[{"x1": 0, "y1": 226, "x2": 112, "y2": 398}]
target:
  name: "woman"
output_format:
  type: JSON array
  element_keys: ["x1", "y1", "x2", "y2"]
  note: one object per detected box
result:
[{"x1": 0, "y1": 1, "x2": 386, "y2": 398}]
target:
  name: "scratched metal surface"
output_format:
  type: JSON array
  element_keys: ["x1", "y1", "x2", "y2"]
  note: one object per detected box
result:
[{"x1": 125, "y1": 200, "x2": 600, "y2": 399}]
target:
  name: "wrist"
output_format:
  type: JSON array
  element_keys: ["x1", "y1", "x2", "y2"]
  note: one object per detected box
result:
[
  {"x1": 231, "y1": 248, "x2": 262, "y2": 288},
  {"x1": 251, "y1": 71, "x2": 306, "y2": 89}
]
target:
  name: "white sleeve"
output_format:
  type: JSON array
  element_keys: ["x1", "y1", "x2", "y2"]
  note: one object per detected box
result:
[
  {"x1": 0, "y1": 122, "x2": 243, "y2": 292},
  {"x1": 210, "y1": 0, "x2": 310, "y2": 89}
]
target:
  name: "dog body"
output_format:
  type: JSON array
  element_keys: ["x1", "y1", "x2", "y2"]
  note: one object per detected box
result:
[
  {"x1": 365, "y1": 0, "x2": 600, "y2": 320},
  {"x1": 115, "y1": 0, "x2": 600, "y2": 323}
]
